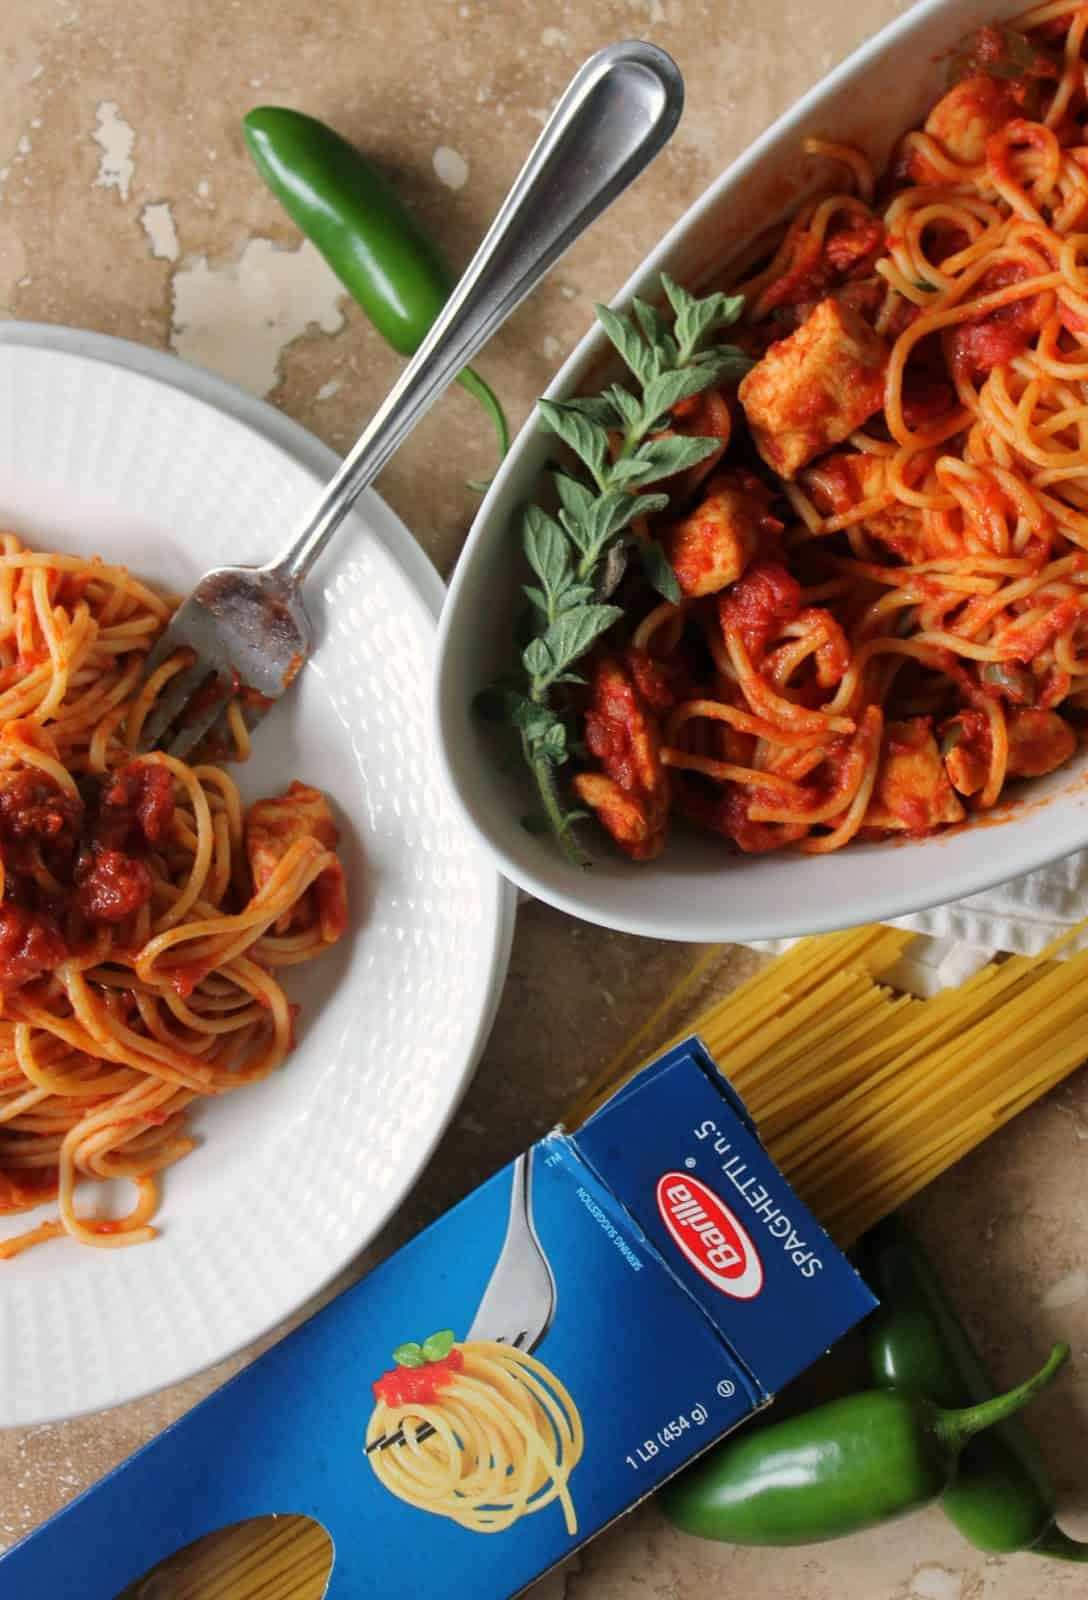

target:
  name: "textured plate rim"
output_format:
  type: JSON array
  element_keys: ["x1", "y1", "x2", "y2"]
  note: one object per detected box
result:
[{"x1": 0, "y1": 323, "x2": 517, "y2": 1423}]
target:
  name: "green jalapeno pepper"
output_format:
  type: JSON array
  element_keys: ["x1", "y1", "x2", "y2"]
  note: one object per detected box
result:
[
  {"x1": 242, "y1": 106, "x2": 509, "y2": 468},
  {"x1": 659, "y1": 1342, "x2": 1068, "y2": 1545},
  {"x1": 857, "y1": 1216, "x2": 1088, "y2": 1561}
]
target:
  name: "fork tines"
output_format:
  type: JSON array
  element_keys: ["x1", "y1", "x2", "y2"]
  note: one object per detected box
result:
[{"x1": 364, "y1": 1332, "x2": 530, "y2": 1454}]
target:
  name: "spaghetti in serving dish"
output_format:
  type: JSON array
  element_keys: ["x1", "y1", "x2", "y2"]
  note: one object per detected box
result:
[
  {"x1": 0, "y1": 533, "x2": 347, "y2": 1258},
  {"x1": 518, "y1": 5, "x2": 1088, "y2": 864}
]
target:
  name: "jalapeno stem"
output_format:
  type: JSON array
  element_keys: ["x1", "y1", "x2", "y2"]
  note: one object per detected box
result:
[
  {"x1": 457, "y1": 368, "x2": 510, "y2": 458},
  {"x1": 1032, "y1": 1527, "x2": 1088, "y2": 1562},
  {"x1": 936, "y1": 1344, "x2": 1069, "y2": 1449}
]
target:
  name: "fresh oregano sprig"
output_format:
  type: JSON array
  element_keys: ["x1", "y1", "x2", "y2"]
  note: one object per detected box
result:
[{"x1": 476, "y1": 274, "x2": 751, "y2": 868}]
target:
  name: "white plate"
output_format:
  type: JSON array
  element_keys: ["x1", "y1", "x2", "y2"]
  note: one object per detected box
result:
[
  {"x1": 433, "y1": 0, "x2": 1088, "y2": 944},
  {"x1": 0, "y1": 326, "x2": 515, "y2": 1426}
]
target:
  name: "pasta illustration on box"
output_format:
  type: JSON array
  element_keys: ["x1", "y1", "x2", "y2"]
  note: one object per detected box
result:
[
  {"x1": 367, "y1": 1330, "x2": 584, "y2": 1534},
  {"x1": 0, "y1": 1039, "x2": 875, "y2": 1600},
  {"x1": 366, "y1": 1151, "x2": 583, "y2": 1538}
]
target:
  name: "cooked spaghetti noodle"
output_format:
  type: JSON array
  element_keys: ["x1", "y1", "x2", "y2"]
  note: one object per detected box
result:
[
  {"x1": 570, "y1": 5, "x2": 1088, "y2": 860},
  {"x1": 0, "y1": 533, "x2": 347, "y2": 1257},
  {"x1": 367, "y1": 1340, "x2": 583, "y2": 1534}
]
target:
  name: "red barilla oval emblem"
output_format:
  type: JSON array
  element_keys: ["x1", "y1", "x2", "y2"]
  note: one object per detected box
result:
[{"x1": 656, "y1": 1172, "x2": 764, "y2": 1299}]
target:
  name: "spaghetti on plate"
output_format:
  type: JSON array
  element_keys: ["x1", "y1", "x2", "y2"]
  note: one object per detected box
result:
[
  {"x1": 0, "y1": 534, "x2": 346, "y2": 1257},
  {"x1": 572, "y1": 3, "x2": 1088, "y2": 859}
]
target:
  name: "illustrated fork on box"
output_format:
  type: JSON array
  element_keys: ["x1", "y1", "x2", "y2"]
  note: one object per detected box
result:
[{"x1": 366, "y1": 1150, "x2": 558, "y2": 1453}]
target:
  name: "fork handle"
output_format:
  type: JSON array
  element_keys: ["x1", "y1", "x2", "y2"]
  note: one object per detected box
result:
[{"x1": 266, "y1": 40, "x2": 683, "y2": 587}]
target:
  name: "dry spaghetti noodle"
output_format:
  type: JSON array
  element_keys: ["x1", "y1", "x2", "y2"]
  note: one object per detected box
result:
[
  {"x1": 0, "y1": 532, "x2": 347, "y2": 1257},
  {"x1": 367, "y1": 1339, "x2": 583, "y2": 1535},
  {"x1": 567, "y1": 917, "x2": 1088, "y2": 1246}
]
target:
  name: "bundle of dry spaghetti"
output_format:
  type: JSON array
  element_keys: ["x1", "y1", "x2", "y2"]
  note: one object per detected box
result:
[
  {"x1": 566, "y1": 919, "x2": 1088, "y2": 1247},
  {"x1": 115, "y1": 1513, "x2": 332, "y2": 1600}
]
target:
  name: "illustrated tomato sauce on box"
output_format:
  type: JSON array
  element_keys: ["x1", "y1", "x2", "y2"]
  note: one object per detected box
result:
[{"x1": 1, "y1": 1038, "x2": 876, "y2": 1599}]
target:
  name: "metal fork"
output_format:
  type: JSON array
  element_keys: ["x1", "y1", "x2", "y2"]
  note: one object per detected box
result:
[
  {"x1": 365, "y1": 1148, "x2": 557, "y2": 1454},
  {"x1": 135, "y1": 41, "x2": 684, "y2": 758}
]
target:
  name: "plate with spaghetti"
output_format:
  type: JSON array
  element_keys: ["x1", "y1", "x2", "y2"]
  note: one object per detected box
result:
[
  {"x1": 0, "y1": 326, "x2": 514, "y2": 1426},
  {"x1": 437, "y1": 0, "x2": 1088, "y2": 942}
]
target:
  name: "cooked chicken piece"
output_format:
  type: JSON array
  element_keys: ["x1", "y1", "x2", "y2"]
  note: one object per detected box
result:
[
  {"x1": 660, "y1": 470, "x2": 776, "y2": 598},
  {"x1": 570, "y1": 772, "x2": 666, "y2": 861},
  {"x1": 802, "y1": 451, "x2": 930, "y2": 563},
  {"x1": 245, "y1": 780, "x2": 347, "y2": 938},
  {"x1": 1006, "y1": 708, "x2": 1077, "y2": 778},
  {"x1": 907, "y1": 75, "x2": 1018, "y2": 182},
  {"x1": 738, "y1": 298, "x2": 890, "y2": 479},
  {"x1": 865, "y1": 718, "x2": 965, "y2": 832},
  {"x1": 943, "y1": 706, "x2": 1076, "y2": 797},
  {"x1": 572, "y1": 651, "x2": 671, "y2": 861}
]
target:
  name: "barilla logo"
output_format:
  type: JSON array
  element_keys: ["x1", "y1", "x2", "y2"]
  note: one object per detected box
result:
[{"x1": 656, "y1": 1173, "x2": 764, "y2": 1300}]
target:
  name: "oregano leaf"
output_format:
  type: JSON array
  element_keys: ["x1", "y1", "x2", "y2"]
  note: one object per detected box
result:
[
  {"x1": 605, "y1": 383, "x2": 644, "y2": 428},
  {"x1": 555, "y1": 583, "x2": 596, "y2": 611},
  {"x1": 660, "y1": 272, "x2": 696, "y2": 320},
  {"x1": 522, "y1": 504, "x2": 570, "y2": 600},
  {"x1": 585, "y1": 488, "x2": 648, "y2": 554},
  {"x1": 560, "y1": 394, "x2": 623, "y2": 427},
  {"x1": 540, "y1": 604, "x2": 623, "y2": 678},
  {"x1": 537, "y1": 721, "x2": 569, "y2": 762},
  {"x1": 632, "y1": 433, "x2": 722, "y2": 479},
  {"x1": 627, "y1": 492, "x2": 671, "y2": 522},
  {"x1": 632, "y1": 295, "x2": 669, "y2": 350},
  {"x1": 662, "y1": 273, "x2": 747, "y2": 360},
  {"x1": 595, "y1": 303, "x2": 655, "y2": 385},
  {"x1": 522, "y1": 583, "x2": 550, "y2": 617},
  {"x1": 605, "y1": 456, "x2": 666, "y2": 488},
  {"x1": 538, "y1": 399, "x2": 609, "y2": 484},
  {"x1": 641, "y1": 362, "x2": 730, "y2": 424},
  {"x1": 705, "y1": 350, "x2": 754, "y2": 384},
  {"x1": 517, "y1": 702, "x2": 560, "y2": 738},
  {"x1": 640, "y1": 539, "x2": 683, "y2": 603},
  {"x1": 522, "y1": 636, "x2": 553, "y2": 679},
  {"x1": 558, "y1": 508, "x2": 593, "y2": 559},
  {"x1": 553, "y1": 471, "x2": 595, "y2": 523}
]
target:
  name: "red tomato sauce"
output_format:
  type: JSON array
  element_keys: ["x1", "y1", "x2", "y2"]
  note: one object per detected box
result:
[
  {"x1": 94, "y1": 762, "x2": 176, "y2": 849},
  {"x1": 583, "y1": 652, "x2": 671, "y2": 795},
  {"x1": 951, "y1": 260, "x2": 1045, "y2": 380},
  {"x1": 718, "y1": 563, "x2": 802, "y2": 658},
  {"x1": 76, "y1": 848, "x2": 154, "y2": 923},
  {"x1": 0, "y1": 1167, "x2": 58, "y2": 1216},
  {"x1": 1002, "y1": 597, "x2": 1083, "y2": 660},
  {"x1": 0, "y1": 759, "x2": 178, "y2": 988},
  {"x1": 373, "y1": 1348, "x2": 464, "y2": 1407},
  {"x1": 0, "y1": 903, "x2": 68, "y2": 988}
]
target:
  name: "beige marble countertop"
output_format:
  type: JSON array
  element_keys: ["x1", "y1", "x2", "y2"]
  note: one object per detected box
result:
[{"x1": 3, "y1": 1, "x2": 1088, "y2": 1596}]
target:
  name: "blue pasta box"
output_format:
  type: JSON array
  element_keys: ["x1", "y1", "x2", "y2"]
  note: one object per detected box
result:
[{"x1": 0, "y1": 1037, "x2": 876, "y2": 1598}]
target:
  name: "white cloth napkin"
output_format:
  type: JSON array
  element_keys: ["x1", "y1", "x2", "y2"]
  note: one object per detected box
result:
[{"x1": 755, "y1": 852, "x2": 1088, "y2": 996}]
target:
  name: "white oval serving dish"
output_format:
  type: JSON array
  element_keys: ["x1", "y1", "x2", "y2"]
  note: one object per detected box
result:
[{"x1": 433, "y1": 0, "x2": 1087, "y2": 944}]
